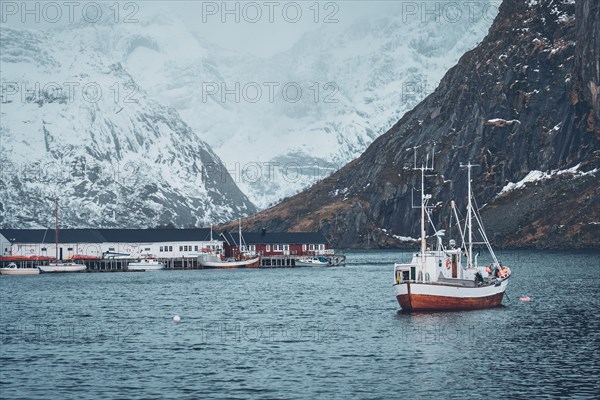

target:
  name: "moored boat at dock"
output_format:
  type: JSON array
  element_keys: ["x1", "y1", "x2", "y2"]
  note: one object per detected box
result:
[
  {"x1": 393, "y1": 161, "x2": 511, "y2": 312},
  {"x1": 294, "y1": 256, "x2": 330, "y2": 267},
  {"x1": 199, "y1": 220, "x2": 260, "y2": 268},
  {"x1": 39, "y1": 262, "x2": 87, "y2": 273},
  {"x1": 127, "y1": 258, "x2": 165, "y2": 271},
  {"x1": 198, "y1": 254, "x2": 260, "y2": 268},
  {"x1": 37, "y1": 197, "x2": 87, "y2": 273},
  {"x1": 0, "y1": 262, "x2": 40, "y2": 275}
]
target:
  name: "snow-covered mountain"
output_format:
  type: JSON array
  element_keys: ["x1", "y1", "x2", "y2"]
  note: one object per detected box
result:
[
  {"x1": 0, "y1": 25, "x2": 255, "y2": 229},
  {"x1": 120, "y1": 5, "x2": 497, "y2": 208},
  {"x1": 1, "y1": 3, "x2": 497, "y2": 227}
]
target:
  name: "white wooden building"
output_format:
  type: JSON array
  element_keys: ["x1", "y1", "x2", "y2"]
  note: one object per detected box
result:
[{"x1": 0, "y1": 229, "x2": 222, "y2": 260}]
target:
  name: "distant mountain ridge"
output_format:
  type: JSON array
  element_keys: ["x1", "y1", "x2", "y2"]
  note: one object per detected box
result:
[{"x1": 233, "y1": 0, "x2": 600, "y2": 249}]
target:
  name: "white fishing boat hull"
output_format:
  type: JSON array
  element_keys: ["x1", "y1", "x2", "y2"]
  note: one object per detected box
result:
[
  {"x1": 294, "y1": 260, "x2": 329, "y2": 267},
  {"x1": 199, "y1": 256, "x2": 260, "y2": 269},
  {"x1": 39, "y1": 263, "x2": 87, "y2": 273},
  {"x1": 127, "y1": 262, "x2": 165, "y2": 271},
  {"x1": 393, "y1": 278, "x2": 509, "y2": 311}
]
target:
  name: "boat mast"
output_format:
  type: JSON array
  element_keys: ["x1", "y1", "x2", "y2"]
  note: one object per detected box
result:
[
  {"x1": 238, "y1": 218, "x2": 242, "y2": 255},
  {"x1": 55, "y1": 196, "x2": 59, "y2": 261},
  {"x1": 420, "y1": 166, "x2": 426, "y2": 260},
  {"x1": 461, "y1": 163, "x2": 478, "y2": 268},
  {"x1": 413, "y1": 148, "x2": 434, "y2": 278},
  {"x1": 467, "y1": 164, "x2": 472, "y2": 268}
]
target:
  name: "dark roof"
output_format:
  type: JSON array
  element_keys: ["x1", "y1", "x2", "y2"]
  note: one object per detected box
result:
[
  {"x1": 0, "y1": 229, "x2": 106, "y2": 244},
  {"x1": 98, "y1": 229, "x2": 212, "y2": 243},
  {"x1": 221, "y1": 231, "x2": 329, "y2": 246},
  {"x1": 0, "y1": 229, "x2": 212, "y2": 244}
]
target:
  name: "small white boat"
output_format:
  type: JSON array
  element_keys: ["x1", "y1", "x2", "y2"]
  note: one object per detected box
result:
[
  {"x1": 198, "y1": 254, "x2": 260, "y2": 268},
  {"x1": 39, "y1": 262, "x2": 87, "y2": 273},
  {"x1": 103, "y1": 251, "x2": 132, "y2": 260},
  {"x1": 295, "y1": 256, "x2": 330, "y2": 267},
  {"x1": 127, "y1": 259, "x2": 165, "y2": 271},
  {"x1": 0, "y1": 263, "x2": 40, "y2": 275}
]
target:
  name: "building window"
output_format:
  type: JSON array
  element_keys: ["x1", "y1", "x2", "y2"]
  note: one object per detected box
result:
[
  {"x1": 179, "y1": 246, "x2": 183, "y2": 252},
  {"x1": 309, "y1": 244, "x2": 315, "y2": 251},
  {"x1": 169, "y1": 246, "x2": 173, "y2": 252},
  {"x1": 41, "y1": 247, "x2": 47, "y2": 252},
  {"x1": 302, "y1": 244, "x2": 306, "y2": 252},
  {"x1": 283, "y1": 244, "x2": 289, "y2": 251},
  {"x1": 195, "y1": 245, "x2": 198, "y2": 251},
  {"x1": 67, "y1": 247, "x2": 73, "y2": 251},
  {"x1": 266, "y1": 244, "x2": 270, "y2": 251},
  {"x1": 145, "y1": 248, "x2": 150, "y2": 251},
  {"x1": 160, "y1": 246, "x2": 163, "y2": 252},
  {"x1": 109, "y1": 247, "x2": 115, "y2": 251},
  {"x1": 318, "y1": 244, "x2": 325, "y2": 250}
]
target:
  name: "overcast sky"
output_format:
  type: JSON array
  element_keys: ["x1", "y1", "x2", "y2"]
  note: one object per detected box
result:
[
  {"x1": 152, "y1": 1, "x2": 404, "y2": 56},
  {"x1": 0, "y1": 1, "x2": 414, "y2": 57},
  {"x1": 1, "y1": 1, "x2": 499, "y2": 56}
]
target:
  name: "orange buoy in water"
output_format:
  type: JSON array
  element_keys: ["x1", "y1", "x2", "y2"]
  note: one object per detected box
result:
[{"x1": 519, "y1": 296, "x2": 531, "y2": 302}]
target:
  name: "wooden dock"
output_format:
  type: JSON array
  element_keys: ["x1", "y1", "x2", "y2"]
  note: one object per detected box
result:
[{"x1": 0, "y1": 254, "x2": 345, "y2": 272}]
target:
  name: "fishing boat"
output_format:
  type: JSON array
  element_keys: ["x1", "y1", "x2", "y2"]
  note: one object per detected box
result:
[
  {"x1": 393, "y1": 161, "x2": 511, "y2": 312},
  {"x1": 295, "y1": 256, "x2": 330, "y2": 267},
  {"x1": 198, "y1": 222, "x2": 260, "y2": 268},
  {"x1": 127, "y1": 258, "x2": 165, "y2": 271},
  {"x1": 38, "y1": 197, "x2": 87, "y2": 273},
  {"x1": 0, "y1": 263, "x2": 40, "y2": 275}
]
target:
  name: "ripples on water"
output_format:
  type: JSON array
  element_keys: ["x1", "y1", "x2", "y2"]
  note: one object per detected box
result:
[{"x1": 1, "y1": 250, "x2": 599, "y2": 399}]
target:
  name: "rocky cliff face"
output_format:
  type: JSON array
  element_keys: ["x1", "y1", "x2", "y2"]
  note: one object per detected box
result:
[{"x1": 234, "y1": 0, "x2": 600, "y2": 249}]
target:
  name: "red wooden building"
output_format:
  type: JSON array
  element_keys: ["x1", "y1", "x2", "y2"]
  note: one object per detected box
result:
[{"x1": 220, "y1": 230, "x2": 331, "y2": 258}]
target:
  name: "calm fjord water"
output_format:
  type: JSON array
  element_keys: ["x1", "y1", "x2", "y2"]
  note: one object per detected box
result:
[{"x1": 1, "y1": 250, "x2": 599, "y2": 400}]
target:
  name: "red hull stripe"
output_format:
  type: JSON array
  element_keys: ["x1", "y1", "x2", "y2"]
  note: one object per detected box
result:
[{"x1": 397, "y1": 292, "x2": 505, "y2": 311}]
